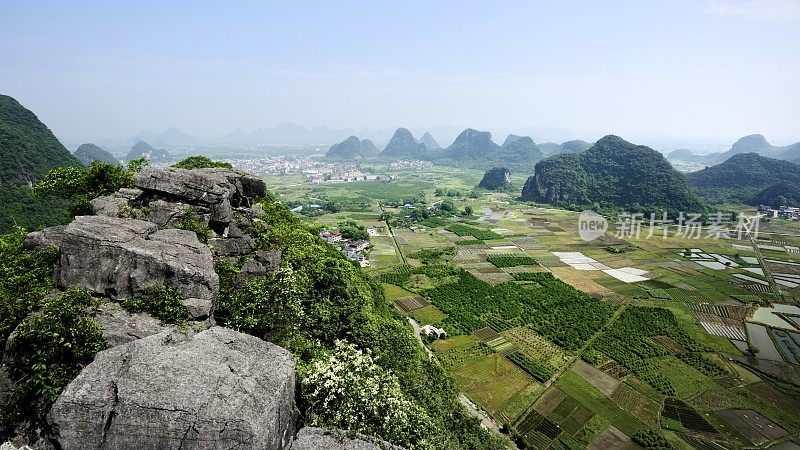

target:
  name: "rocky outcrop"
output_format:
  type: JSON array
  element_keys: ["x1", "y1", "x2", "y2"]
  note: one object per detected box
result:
[
  {"x1": 22, "y1": 225, "x2": 67, "y2": 250},
  {"x1": 47, "y1": 327, "x2": 297, "y2": 450},
  {"x1": 478, "y1": 167, "x2": 511, "y2": 190},
  {"x1": 55, "y1": 216, "x2": 218, "y2": 318},
  {"x1": 290, "y1": 428, "x2": 395, "y2": 450},
  {"x1": 94, "y1": 302, "x2": 173, "y2": 348},
  {"x1": 89, "y1": 188, "x2": 143, "y2": 218},
  {"x1": 26, "y1": 167, "x2": 271, "y2": 321},
  {"x1": 135, "y1": 167, "x2": 265, "y2": 229}
]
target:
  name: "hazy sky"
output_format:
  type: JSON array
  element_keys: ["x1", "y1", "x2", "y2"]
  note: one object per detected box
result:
[{"x1": 1, "y1": 0, "x2": 799, "y2": 144}]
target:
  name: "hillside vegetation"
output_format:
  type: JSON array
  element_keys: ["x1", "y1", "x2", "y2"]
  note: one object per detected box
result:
[
  {"x1": 0, "y1": 95, "x2": 81, "y2": 232},
  {"x1": 687, "y1": 153, "x2": 800, "y2": 204},
  {"x1": 477, "y1": 167, "x2": 512, "y2": 190},
  {"x1": 74, "y1": 143, "x2": 119, "y2": 166},
  {"x1": 522, "y1": 135, "x2": 703, "y2": 212}
]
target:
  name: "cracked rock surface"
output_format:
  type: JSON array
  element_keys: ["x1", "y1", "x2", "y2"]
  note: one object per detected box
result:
[
  {"x1": 46, "y1": 327, "x2": 296, "y2": 450},
  {"x1": 290, "y1": 428, "x2": 397, "y2": 450},
  {"x1": 55, "y1": 215, "x2": 218, "y2": 318}
]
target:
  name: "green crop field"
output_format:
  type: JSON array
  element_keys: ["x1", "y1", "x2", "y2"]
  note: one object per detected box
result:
[{"x1": 265, "y1": 163, "x2": 800, "y2": 450}]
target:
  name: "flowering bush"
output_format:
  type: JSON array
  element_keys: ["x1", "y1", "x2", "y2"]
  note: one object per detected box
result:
[{"x1": 301, "y1": 340, "x2": 435, "y2": 450}]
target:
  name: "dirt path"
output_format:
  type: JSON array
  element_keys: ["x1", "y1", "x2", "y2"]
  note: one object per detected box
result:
[
  {"x1": 750, "y1": 235, "x2": 783, "y2": 303},
  {"x1": 407, "y1": 317, "x2": 434, "y2": 360},
  {"x1": 458, "y1": 394, "x2": 502, "y2": 435},
  {"x1": 543, "y1": 304, "x2": 628, "y2": 389},
  {"x1": 380, "y1": 205, "x2": 407, "y2": 265},
  {"x1": 405, "y1": 319, "x2": 515, "y2": 447}
]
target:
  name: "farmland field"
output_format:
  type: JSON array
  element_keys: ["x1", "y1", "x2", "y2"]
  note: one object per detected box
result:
[{"x1": 267, "y1": 164, "x2": 800, "y2": 450}]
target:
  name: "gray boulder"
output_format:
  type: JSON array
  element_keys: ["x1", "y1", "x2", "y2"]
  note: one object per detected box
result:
[
  {"x1": 94, "y1": 302, "x2": 172, "y2": 348},
  {"x1": 146, "y1": 200, "x2": 195, "y2": 228},
  {"x1": 208, "y1": 236, "x2": 253, "y2": 256},
  {"x1": 291, "y1": 428, "x2": 398, "y2": 450},
  {"x1": 135, "y1": 168, "x2": 266, "y2": 208},
  {"x1": 88, "y1": 188, "x2": 144, "y2": 218},
  {"x1": 242, "y1": 250, "x2": 282, "y2": 277},
  {"x1": 22, "y1": 225, "x2": 67, "y2": 251},
  {"x1": 47, "y1": 327, "x2": 296, "y2": 450},
  {"x1": 56, "y1": 216, "x2": 218, "y2": 318}
]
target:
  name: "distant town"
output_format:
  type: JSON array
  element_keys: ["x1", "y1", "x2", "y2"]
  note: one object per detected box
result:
[
  {"x1": 758, "y1": 204, "x2": 800, "y2": 221},
  {"x1": 218, "y1": 155, "x2": 399, "y2": 184}
]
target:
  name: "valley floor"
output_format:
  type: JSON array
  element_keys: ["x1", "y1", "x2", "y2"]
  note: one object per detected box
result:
[{"x1": 268, "y1": 162, "x2": 800, "y2": 450}]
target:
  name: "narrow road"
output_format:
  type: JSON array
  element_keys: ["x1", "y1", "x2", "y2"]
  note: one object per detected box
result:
[
  {"x1": 380, "y1": 204, "x2": 407, "y2": 265},
  {"x1": 407, "y1": 318, "x2": 434, "y2": 360},
  {"x1": 458, "y1": 394, "x2": 502, "y2": 435},
  {"x1": 750, "y1": 235, "x2": 782, "y2": 304}
]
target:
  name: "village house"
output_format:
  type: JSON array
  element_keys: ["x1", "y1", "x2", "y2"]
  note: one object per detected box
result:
[{"x1": 421, "y1": 325, "x2": 447, "y2": 339}]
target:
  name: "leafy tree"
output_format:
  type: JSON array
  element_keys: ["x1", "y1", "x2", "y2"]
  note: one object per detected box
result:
[
  {"x1": 631, "y1": 430, "x2": 676, "y2": 450},
  {"x1": 172, "y1": 155, "x2": 232, "y2": 170},
  {"x1": 439, "y1": 199, "x2": 456, "y2": 213},
  {"x1": 463, "y1": 205, "x2": 473, "y2": 216},
  {"x1": 32, "y1": 160, "x2": 144, "y2": 215},
  {"x1": 215, "y1": 266, "x2": 305, "y2": 346},
  {"x1": 338, "y1": 220, "x2": 369, "y2": 241}
]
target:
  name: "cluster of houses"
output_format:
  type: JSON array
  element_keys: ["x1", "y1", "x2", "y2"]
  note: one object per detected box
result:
[
  {"x1": 304, "y1": 162, "x2": 393, "y2": 184},
  {"x1": 319, "y1": 229, "x2": 371, "y2": 267},
  {"x1": 389, "y1": 160, "x2": 433, "y2": 169},
  {"x1": 758, "y1": 205, "x2": 800, "y2": 220}
]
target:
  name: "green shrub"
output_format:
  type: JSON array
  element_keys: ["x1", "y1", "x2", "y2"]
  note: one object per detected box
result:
[
  {"x1": 175, "y1": 208, "x2": 211, "y2": 244},
  {"x1": 632, "y1": 429, "x2": 676, "y2": 450},
  {"x1": 172, "y1": 156, "x2": 232, "y2": 170},
  {"x1": 0, "y1": 288, "x2": 106, "y2": 434},
  {"x1": 0, "y1": 227, "x2": 59, "y2": 346},
  {"x1": 32, "y1": 160, "x2": 141, "y2": 215},
  {"x1": 121, "y1": 286, "x2": 192, "y2": 325},
  {"x1": 300, "y1": 340, "x2": 435, "y2": 450},
  {"x1": 215, "y1": 266, "x2": 305, "y2": 346}
]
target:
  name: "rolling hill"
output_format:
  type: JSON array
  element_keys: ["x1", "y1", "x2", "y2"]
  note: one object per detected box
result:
[
  {"x1": 0, "y1": 94, "x2": 80, "y2": 185},
  {"x1": 74, "y1": 143, "x2": 119, "y2": 166},
  {"x1": 687, "y1": 153, "x2": 800, "y2": 204},
  {"x1": 670, "y1": 135, "x2": 800, "y2": 165},
  {"x1": 538, "y1": 140, "x2": 592, "y2": 157},
  {"x1": 126, "y1": 140, "x2": 170, "y2": 162},
  {"x1": 522, "y1": 135, "x2": 703, "y2": 211},
  {"x1": 380, "y1": 128, "x2": 430, "y2": 159},
  {"x1": 326, "y1": 136, "x2": 379, "y2": 159},
  {"x1": 438, "y1": 129, "x2": 542, "y2": 171},
  {"x1": 0, "y1": 94, "x2": 80, "y2": 231},
  {"x1": 419, "y1": 132, "x2": 441, "y2": 150}
]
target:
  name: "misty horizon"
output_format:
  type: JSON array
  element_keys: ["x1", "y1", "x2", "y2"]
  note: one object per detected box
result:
[{"x1": 2, "y1": 1, "x2": 799, "y2": 148}]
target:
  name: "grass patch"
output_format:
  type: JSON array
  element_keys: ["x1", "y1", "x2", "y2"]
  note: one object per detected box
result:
[
  {"x1": 554, "y1": 370, "x2": 647, "y2": 437},
  {"x1": 409, "y1": 305, "x2": 447, "y2": 325},
  {"x1": 382, "y1": 283, "x2": 416, "y2": 301}
]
